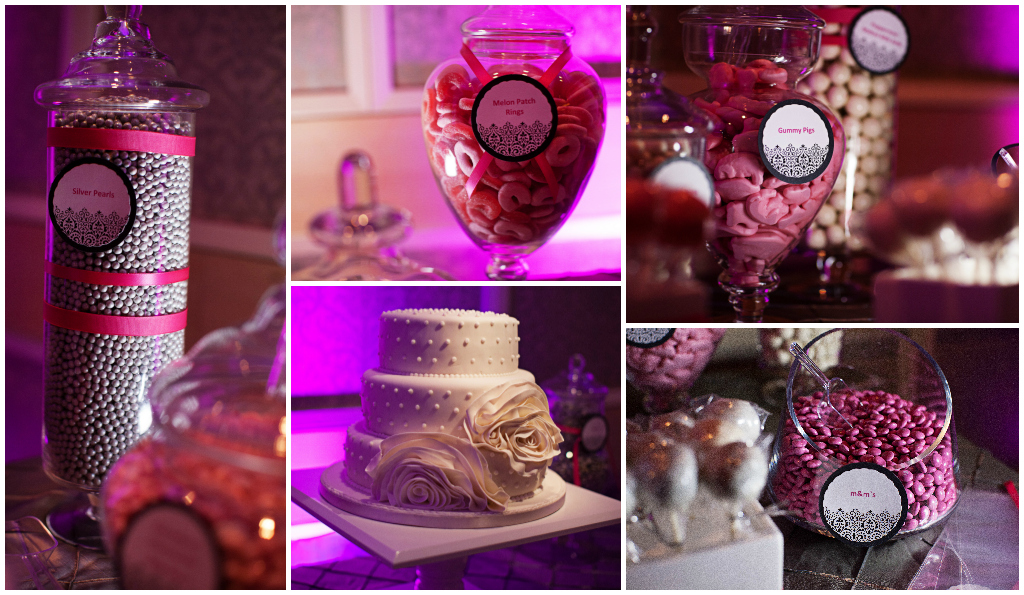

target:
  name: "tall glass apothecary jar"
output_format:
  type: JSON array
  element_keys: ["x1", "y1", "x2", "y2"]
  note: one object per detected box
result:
[
  {"x1": 680, "y1": 6, "x2": 846, "y2": 322},
  {"x1": 34, "y1": 5, "x2": 208, "y2": 547}
]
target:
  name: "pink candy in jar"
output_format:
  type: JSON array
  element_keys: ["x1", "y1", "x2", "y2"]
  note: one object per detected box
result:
[
  {"x1": 693, "y1": 61, "x2": 845, "y2": 286},
  {"x1": 422, "y1": 7, "x2": 606, "y2": 259},
  {"x1": 626, "y1": 328, "x2": 726, "y2": 396},
  {"x1": 772, "y1": 390, "x2": 959, "y2": 535}
]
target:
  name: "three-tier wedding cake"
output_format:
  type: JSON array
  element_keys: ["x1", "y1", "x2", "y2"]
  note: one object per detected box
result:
[{"x1": 332, "y1": 308, "x2": 565, "y2": 523}]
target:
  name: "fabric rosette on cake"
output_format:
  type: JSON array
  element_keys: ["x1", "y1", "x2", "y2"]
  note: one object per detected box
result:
[
  {"x1": 460, "y1": 381, "x2": 564, "y2": 496},
  {"x1": 367, "y1": 433, "x2": 509, "y2": 513}
]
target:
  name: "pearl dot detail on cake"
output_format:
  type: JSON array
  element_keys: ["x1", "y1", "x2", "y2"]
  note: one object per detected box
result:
[{"x1": 415, "y1": 405, "x2": 420, "y2": 410}]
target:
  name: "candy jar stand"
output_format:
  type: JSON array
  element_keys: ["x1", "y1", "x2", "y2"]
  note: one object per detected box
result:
[
  {"x1": 34, "y1": 5, "x2": 208, "y2": 548},
  {"x1": 293, "y1": 151, "x2": 452, "y2": 281},
  {"x1": 680, "y1": 6, "x2": 846, "y2": 322},
  {"x1": 421, "y1": 6, "x2": 606, "y2": 280}
]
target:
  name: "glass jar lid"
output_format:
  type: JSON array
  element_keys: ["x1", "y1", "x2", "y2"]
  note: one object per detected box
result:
[
  {"x1": 462, "y1": 6, "x2": 574, "y2": 41},
  {"x1": 147, "y1": 285, "x2": 286, "y2": 475},
  {"x1": 35, "y1": 5, "x2": 209, "y2": 110},
  {"x1": 542, "y1": 354, "x2": 609, "y2": 403},
  {"x1": 679, "y1": 6, "x2": 824, "y2": 30}
]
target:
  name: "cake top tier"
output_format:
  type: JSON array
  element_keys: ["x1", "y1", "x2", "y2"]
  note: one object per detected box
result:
[{"x1": 378, "y1": 309, "x2": 521, "y2": 376}]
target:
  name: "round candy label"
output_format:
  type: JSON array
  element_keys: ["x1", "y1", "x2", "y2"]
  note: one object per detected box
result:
[
  {"x1": 758, "y1": 99, "x2": 835, "y2": 185},
  {"x1": 819, "y1": 462, "x2": 908, "y2": 547},
  {"x1": 472, "y1": 75, "x2": 558, "y2": 162},
  {"x1": 649, "y1": 157, "x2": 716, "y2": 209},
  {"x1": 626, "y1": 328, "x2": 675, "y2": 348},
  {"x1": 119, "y1": 504, "x2": 221, "y2": 589},
  {"x1": 580, "y1": 415, "x2": 609, "y2": 453},
  {"x1": 848, "y1": 7, "x2": 910, "y2": 75},
  {"x1": 48, "y1": 158, "x2": 136, "y2": 252}
]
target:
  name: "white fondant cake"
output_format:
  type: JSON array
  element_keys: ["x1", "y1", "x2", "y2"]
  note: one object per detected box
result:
[{"x1": 343, "y1": 309, "x2": 564, "y2": 513}]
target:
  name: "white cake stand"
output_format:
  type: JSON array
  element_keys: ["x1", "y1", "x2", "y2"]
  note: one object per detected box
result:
[{"x1": 292, "y1": 466, "x2": 622, "y2": 589}]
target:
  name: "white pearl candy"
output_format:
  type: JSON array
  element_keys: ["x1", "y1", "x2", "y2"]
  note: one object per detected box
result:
[
  {"x1": 862, "y1": 117, "x2": 882, "y2": 139},
  {"x1": 822, "y1": 44, "x2": 842, "y2": 61},
  {"x1": 826, "y1": 224, "x2": 846, "y2": 246},
  {"x1": 826, "y1": 62, "x2": 852, "y2": 85},
  {"x1": 848, "y1": 73, "x2": 872, "y2": 96},
  {"x1": 846, "y1": 95, "x2": 870, "y2": 118},
  {"x1": 807, "y1": 71, "x2": 832, "y2": 94},
  {"x1": 869, "y1": 96, "x2": 888, "y2": 118},
  {"x1": 815, "y1": 204, "x2": 837, "y2": 226},
  {"x1": 807, "y1": 227, "x2": 827, "y2": 249},
  {"x1": 826, "y1": 85, "x2": 849, "y2": 109}
]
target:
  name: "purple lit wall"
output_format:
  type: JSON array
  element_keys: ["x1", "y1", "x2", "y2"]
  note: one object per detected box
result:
[{"x1": 290, "y1": 286, "x2": 621, "y2": 398}]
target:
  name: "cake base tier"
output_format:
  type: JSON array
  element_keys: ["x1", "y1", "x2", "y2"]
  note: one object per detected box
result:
[{"x1": 320, "y1": 461, "x2": 566, "y2": 529}]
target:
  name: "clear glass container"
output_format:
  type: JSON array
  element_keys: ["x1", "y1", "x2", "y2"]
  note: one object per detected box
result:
[
  {"x1": 796, "y1": 7, "x2": 899, "y2": 300},
  {"x1": 768, "y1": 329, "x2": 960, "y2": 541},
  {"x1": 421, "y1": 6, "x2": 607, "y2": 280},
  {"x1": 626, "y1": 7, "x2": 715, "y2": 319},
  {"x1": 293, "y1": 151, "x2": 452, "y2": 281},
  {"x1": 680, "y1": 6, "x2": 846, "y2": 322},
  {"x1": 100, "y1": 285, "x2": 286, "y2": 589},
  {"x1": 34, "y1": 5, "x2": 208, "y2": 548},
  {"x1": 542, "y1": 354, "x2": 611, "y2": 494}
]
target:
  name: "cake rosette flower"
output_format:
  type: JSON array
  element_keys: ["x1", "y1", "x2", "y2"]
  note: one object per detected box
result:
[
  {"x1": 367, "y1": 433, "x2": 509, "y2": 512},
  {"x1": 461, "y1": 381, "x2": 564, "y2": 477}
]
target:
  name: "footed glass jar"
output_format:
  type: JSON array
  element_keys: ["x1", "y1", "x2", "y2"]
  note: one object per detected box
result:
[
  {"x1": 680, "y1": 6, "x2": 846, "y2": 322},
  {"x1": 100, "y1": 286, "x2": 286, "y2": 589},
  {"x1": 422, "y1": 6, "x2": 607, "y2": 280},
  {"x1": 768, "y1": 329, "x2": 960, "y2": 544},
  {"x1": 542, "y1": 355, "x2": 611, "y2": 495}
]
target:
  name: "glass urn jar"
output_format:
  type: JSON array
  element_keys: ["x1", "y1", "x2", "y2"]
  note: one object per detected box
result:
[
  {"x1": 680, "y1": 6, "x2": 846, "y2": 322},
  {"x1": 542, "y1": 354, "x2": 611, "y2": 495},
  {"x1": 100, "y1": 286, "x2": 286, "y2": 589},
  {"x1": 768, "y1": 329, "x2": 960, "y2": 544},
  {"x1": 421, "y1": 6, "x2": 607, "y2": 280}
]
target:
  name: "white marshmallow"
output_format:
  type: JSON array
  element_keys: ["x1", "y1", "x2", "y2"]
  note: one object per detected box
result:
[
  {"x1": 824, "y1": 22, "x2": 841, "y2": 35},
  {"x1": 807, "y1": 71, "x2": 832, "y2": 94},
  {"x1": 862, "y1": 117, "x2": 882, "y2": 139},
  {"x1": 826, "y1": 224, "x2": 847, "y2": 245},
  {"x1": 807, "y1": 227, "x2": 827, "y2": 249},
  {"x1": 848, "y1": 73, "x2": 872, "y2": 96},
  {"x1": 860, "y1": 155, "x2": 879, "y2": 175},
  {"x1": 846, "y1": 95, "x2": 870, "y2": 118},
  {"x1": 853, "y1": 192, "x2": 874, "y2": 211},
  {"x1": 816, "y1": 204, "x2": 837, "y2": 226},
  {"x1": 826, "y1": 62, "x2": 852, "y2": 86},
  {"x1": 869, "y1": 96, "x2": 888, "y2": 117},
  {"x1": 822, "y1": 45, "x2": 842, "y2": 61},
  {"x1": 826, "y1": 85, "x2": 849, "y2": 109}
]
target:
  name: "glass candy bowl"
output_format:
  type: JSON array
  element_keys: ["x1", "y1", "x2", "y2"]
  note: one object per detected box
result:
[
  {"x1": 422, "y1": 6, "x2": 607, "y2": 280},
  {"x1": 680, "y1": 6, "x2": 846, "y2": 321},
  {"x1": 768, "y1": 329, "x2": 959, "y2": 543}
]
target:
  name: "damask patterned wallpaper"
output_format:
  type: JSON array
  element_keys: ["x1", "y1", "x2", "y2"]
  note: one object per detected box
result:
[
  {"x1": 5, "y1": 6, "x2": 285, "y2": 228},
  {"x1": 145, "y1": 6, "x2": 286, "y2": 228}
]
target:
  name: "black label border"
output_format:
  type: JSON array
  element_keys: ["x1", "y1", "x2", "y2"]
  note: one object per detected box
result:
[
  {"x1": 757, "y1": 98, "x2": 835, "y2": 185},
  {"x1": 471, "y1": 74, "x2": 559, "y2": 162},
  {"x1": 818, "y1": 461, "x2": 909, "y2": 548},
  {"x1": 626, "y1": 328, "x2": 676, "y2": 348},
  {"x1": 848, "y1": 6, "x2": 911, "y2": 75},
  {"x1": 48, "y1": 156, "x2": 137, "y2": 253}
]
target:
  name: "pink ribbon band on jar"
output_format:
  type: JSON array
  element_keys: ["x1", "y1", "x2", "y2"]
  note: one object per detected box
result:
[
  {"x1": 47, "y1": 128, "x2": 196, "y2": 157},
  {"x1": 460, "y1": 43, "x2": 572, "y2": 202},
  {"x1": 45, "y1": 261, "x2": 189, "y2": 287},
  {"x1": 44, "y1": 302, "x2": 187, "y2": 336},
  {"x1": 809, "y1": 8, "x2": 862, "y2": 25},
  {"x1": 556, "y1": 423, "x2": 582, "y2": 486}
]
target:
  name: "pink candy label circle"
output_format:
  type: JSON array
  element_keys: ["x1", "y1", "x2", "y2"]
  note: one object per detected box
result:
[
  {"x1": 849, "y1": 7, "x2": 910, "y2": 75},
  {"x1": 819, "y1": 462, "x2": 908, "y2": 547},
  {"x1": 472, "y1": 75, "x2": 558, "y2": 162},
  {"x1": 758, "y1": 99, "x2": 835, "y2": 185},
  {"x1": 48, "y1": 158, "x2": 136, "y2": 252}
]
